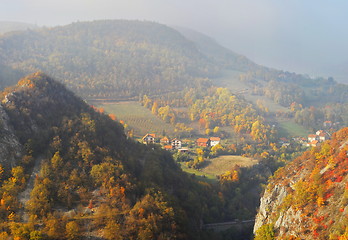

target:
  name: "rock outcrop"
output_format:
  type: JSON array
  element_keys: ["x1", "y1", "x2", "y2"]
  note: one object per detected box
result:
[
  {"x1": 0, "y1": 103, "x2": 22, "y2": 167},
  {"x1": 254, "y1": 127, "x2": 348, "y2": 239}
]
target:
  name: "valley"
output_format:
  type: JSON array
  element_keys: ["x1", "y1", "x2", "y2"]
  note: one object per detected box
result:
[{"x1": 0, "y1": 19, "x2": 347, "y2": 240}]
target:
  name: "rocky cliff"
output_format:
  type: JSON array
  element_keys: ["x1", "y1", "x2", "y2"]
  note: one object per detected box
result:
[
  {"x1": 254, "y1": 128, "x2": 348, "y2": 239},
  {"x1": 0, "y1": 103, "x2": 22, "y2": 167}
]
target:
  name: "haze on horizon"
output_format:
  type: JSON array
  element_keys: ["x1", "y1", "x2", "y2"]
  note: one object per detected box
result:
[{"x1": 1, "y1": 0, "x2": 347, "y2": 83}]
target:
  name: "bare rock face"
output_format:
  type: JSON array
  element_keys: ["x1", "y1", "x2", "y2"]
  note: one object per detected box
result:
[
  {"x1": 0, "y1": 104, "x2": 22, "y2": 167},
  {"x1": 254, "y1": 127, "x2": 348, "y2": 239},
  {"x1": 253, "y1": 184, "x2": 287, "y2": 232}
]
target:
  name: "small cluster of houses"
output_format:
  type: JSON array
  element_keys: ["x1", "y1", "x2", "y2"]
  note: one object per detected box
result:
[
  {"x1": 305, "y1": 130, "x2": 329, "y2": 147},
  {"x1": 142, "y1": 134, "x2": 221, "y2": 151},
  {"x1": 196, "y1": 137, "x2": 221, "y2": 147}
]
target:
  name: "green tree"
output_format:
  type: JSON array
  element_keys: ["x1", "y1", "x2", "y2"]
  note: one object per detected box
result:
[
  {"x1": 30, "y1": 230, "x2": 43, "y2": 240},
  {"x1": 66, "y1": 221, "x2": 80, "y2": 240},
  {"x1": 151, "y1": 101, "x2": 158, "y2": 115},
  {"x1": 254, "y1": 223, "x2": 275, "y2": 240},
  {"x1": 104, "y1": 220, "x2": 123, "y2": 240},
  {"x1": 27, "y1": 178, "x2": 52, "y2": 218},
  {"x1": 51, "y1": 151, "x2": 63, "y2": 170}
]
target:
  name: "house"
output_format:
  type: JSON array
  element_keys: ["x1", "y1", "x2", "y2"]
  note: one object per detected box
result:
[
  {"x1": 309, "y1": 140, "x2": 319, "y2": 147},
  {"x1": 196, "y1": 138, "x2": 210, "y2": 147},
  {"x1": 316, "y1": 130, "x2": 325, "y2": 136},
  {"x1": 323, "y1": 121, "x2": 332, "y2": 128},
  {"x1": 318, "y1": 132, "x2": 328, "y2": 142},
  {"x1": 308, "y1": 134, "x2": 318, "y2": 142},
  {"x1": 209, "y1": 137, "x2": 221, "y2": 147},
  {"x1": 171, "y1": 138, "x2": 182, "y2": 149},
  {"x1": 160, "y1": 137, "x2": 170, "y2": 145},
  {"x1": 163, "y1": 145, "x2": 173, "y2": 150},
  {"x1": 142, "y1": 134, "x2": 156, "y2": 144}
]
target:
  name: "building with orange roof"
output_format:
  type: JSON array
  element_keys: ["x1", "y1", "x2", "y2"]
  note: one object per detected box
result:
[
  {"x1": 196, "y1": 138, "x2": 210, "y2": 147},
  {"x1": 142, "y1": 133, "x2": 156, "y2": 144},
  {"x1": 209, "y1": 137, "x2": 221, "y2": 147}
]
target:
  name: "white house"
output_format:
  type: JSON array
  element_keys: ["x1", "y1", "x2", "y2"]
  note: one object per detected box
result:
[
  {"x1": 209, "y1": 137, "x2": 221, "y2": 147},
  {"x1": 171, "y1": 138, "x2": 182, "y2": 149},
  {"x1": 142, "y1": 134, "x2": 156, "y2": 144}
]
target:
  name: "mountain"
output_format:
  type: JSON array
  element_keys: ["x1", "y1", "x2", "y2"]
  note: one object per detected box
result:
[
  {"x1": 0, "y1": 19, "x2": 346, "y2": 108},
  {"x1": 0, "y1": 21, "x2": 38, "y2": 34},
  {"x1": 0, "y1": 20, "x2": 224, "y2": 99},
  {"x1": 173, "y1": 26, "x2": 258, "y2": 72},
  {"x1": 254, "y1": 127, "x2": 348, "y2": 239},
  {"x1": 0, "y1": 72, "x2": 230, "y2": 239}
]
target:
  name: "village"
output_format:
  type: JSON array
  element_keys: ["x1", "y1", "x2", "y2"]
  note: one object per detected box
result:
[
  {"x1": 141, "y1": 133, "x2": 221, "y2": 152},
  {"x1": 140, "y1": 124, "x2": 332, "y2": 160},
  {"x1": 142, "y1": 125, "x2": 331, "y2": 153}
]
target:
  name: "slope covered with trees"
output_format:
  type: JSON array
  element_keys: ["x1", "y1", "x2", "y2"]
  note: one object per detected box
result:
[
  {"x1": 0, "y1": 72, "x2": 283, "y2": 239},
  {"x1": 254, "y1": 127, "x2": 348, "y2": 239},
  {"x1": 0, "y1": 19, "x2": 346, "y2": 125},
  {"x1": 0, "y1": 72, "x2": 223, "y2": 239},
  {"x1": 0, "y1": 20, "x2": 224, "y2": 99}
]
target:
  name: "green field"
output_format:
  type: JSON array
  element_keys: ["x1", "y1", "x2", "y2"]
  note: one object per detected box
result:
[
  {"x1": 96, "y1": 101, "x2": 175, "y2": 137},
  {"x1": 213, "y1": 70, "x2": 290, "y2": 113},
  {"x1": 180, "y1": 155, "x2": 258, "y2": 183},
  {"x1": 278, "y1": 120, "x2": 311, "y2": 137},
  {"x1": 203, "y1": 155, "x2": 258, "y2": 175},
  {"x1": 179, "y1": 163, "x2": 217, "y2": 183}
]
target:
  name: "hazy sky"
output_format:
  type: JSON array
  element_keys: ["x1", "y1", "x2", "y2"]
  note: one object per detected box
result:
[{"x1": 1, "y1": 0, "x2": 347, "y2": 82}]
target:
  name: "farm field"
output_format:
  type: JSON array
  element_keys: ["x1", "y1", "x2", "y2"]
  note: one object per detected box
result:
[
  {"x1": 180, "y1": 155, "x2": 258, "y2": 183},
  {"x1": 95, "y1": 101, "x2": 175, "y2": 137},
  {"x1": 213, "y1": 70, "x2": 290, "y2": 113},
  {"x1": 179, "y1": 163, "x2": 217, "y2": 183},
  {"x1": 203, "y1": 155, "x2": 258, "y2": 175},
  {"x1": 277, "y1": 119, "x2": 311, "y2": 137}
]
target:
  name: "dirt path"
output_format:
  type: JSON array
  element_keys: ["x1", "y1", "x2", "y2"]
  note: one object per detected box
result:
[{"x1": 19, "y1": 156, "x2": 43, "y2": 221}]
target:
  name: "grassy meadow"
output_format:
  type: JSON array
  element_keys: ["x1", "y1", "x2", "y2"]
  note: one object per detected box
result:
[
  {"x1": 213, "y1": 70, "x2": 290, "y2": 113},
  {"x1": 278, "y1": 120, "x2": 311, "y2": 137},
  {"x1": 214, "y1": 71, "x2": 311, "y2": 137},
  {"x1": 95, "y1": 101, "x2": 175, "y2": 137},
  {"x1": 180, "y1": 155, "x2": 258, "y2": 183},
  {"x1": 203, "y1": 155, "x2": 258, "y2": 175}
]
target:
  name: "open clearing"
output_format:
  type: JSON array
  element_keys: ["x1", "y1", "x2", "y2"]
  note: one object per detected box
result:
[
  {"x1": 278, "y1": 119, "x2": 311, "y2": 137},
  {"x1": 96, "y1": 101, "x2": 175, "y2": 137},
  {"x1": 180, "y1": 155, "x2": 258, "y2": 183},
  {"x1": 213, "y1": 70, "x2": 290, "y2": 113},
  {"x1": 179, "y1": 163, "x2": 217, "y2": 183},
  {"x1": 203, "y1": 155, "x2": 258, "y2": 175}
]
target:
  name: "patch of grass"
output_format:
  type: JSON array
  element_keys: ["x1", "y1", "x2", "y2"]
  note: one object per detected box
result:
[
  {"x1": 245, "y1": 94, "x2": 289, "y2": 113},
  {"x1": 213, "y1": 70, "x2": 290, "y2": 113},
  {"x1": 96, "y1": 101, "x2": 175, "y2": 137},
  {"x1": 203, "y1": 155, "x2": 258, "y2": 176},
  {"x1": 179, "y1": 162, "x2": 217, "y2": 183},
  {"x1": 213, "y1": 70, "x2": 248, "y2": 92},
  {"x1": 179, "y1": 155, "x2": 258, "y2": 183},
  {"x1": 278, "y1": 120, "x2": 310, "y2": 137}
]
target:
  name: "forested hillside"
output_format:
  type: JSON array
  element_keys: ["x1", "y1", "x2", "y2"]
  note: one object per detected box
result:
[
  {"x1": 0, "y1": 19, "x2": 346, "y2": 132},
  {"x1": 0, "y1": 19, "x2": 347, "y2": 107},
  {"x1": 0, "y1": 72, "x2": 279, "y2": 239},
  {"x1": 0, "y1": 73, "x2": 206, "y2": 239},
  {"x1": 254, "y1": 127, "x2": 348, "y2": 239},
  {"x1": 0, "y1": 20, "x2": 223, "y2": 99},
  {"x1": 174, "y1": 26, "x2": 258, "y2": 72}
]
